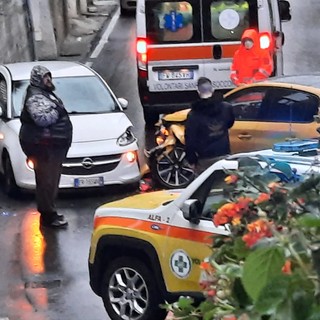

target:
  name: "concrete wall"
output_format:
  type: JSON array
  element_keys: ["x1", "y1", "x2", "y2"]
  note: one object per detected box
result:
[
  {"x1": 0, "y1": 0, "x2": 88, "y2": 63},
  {"x1": 0, "y1": 0, "x2": 33, "y2": 63}
]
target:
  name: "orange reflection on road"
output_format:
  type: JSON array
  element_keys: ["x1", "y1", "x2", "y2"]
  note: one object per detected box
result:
[{"x1": 22, "y1": 210, "x2": 46, "y2": 274}]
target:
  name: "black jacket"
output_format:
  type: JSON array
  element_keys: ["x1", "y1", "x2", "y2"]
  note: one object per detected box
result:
[
  {"x1": 19, "y1": 85, "x2": 73, "y2": 153},
  {"x1": 185, "y1": 96, "x2": 235, "y2": 165}
]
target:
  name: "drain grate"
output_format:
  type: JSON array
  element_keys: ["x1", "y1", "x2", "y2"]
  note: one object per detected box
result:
[{"x1": 25, "y1": 279, "x2": 61, "y2": 289}]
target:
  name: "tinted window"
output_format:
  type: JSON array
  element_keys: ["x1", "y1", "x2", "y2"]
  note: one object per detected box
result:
[
  {"x1": 202, "y1": 0, "x2": 258, "y2": 42},
  {"x1": 12, "y1": 76, "x2": 119, "y2": 117},
  {"x1": 226, "y1": 87, "x2": 320, "y2": 123},
  {"x1": 0, "y1": 74, "x2": 7, "y2": 117},
  {"x1": 146, "y1": 1, "x2": 198, "y2": 43},
  {"x1": 190, "y1": 170, "x2": 229, "y2": 219}
]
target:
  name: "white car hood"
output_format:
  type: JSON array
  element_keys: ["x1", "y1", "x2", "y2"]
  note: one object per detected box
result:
[
  {"x1": 70, "y1": 113, "x2": 133, "y2": 143},
  {"x1": 9, "y1": 112, "x2": 133, "y2": 143}
]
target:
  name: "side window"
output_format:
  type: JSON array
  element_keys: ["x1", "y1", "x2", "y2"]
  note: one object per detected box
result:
[
  {"x1": 190, "y1": 170, "x2": 230, "y2": 220},
  {"x1": 225, "y1": 88, "x2": 267, "y2": 121},
  {"x1": 203, "y1": 0, "x2": 258, "y2": 42},
  {"x1": 259, "y1": 88, "x2": 319, "y2": 123},
  {"x1": 0, "y1": 75, "x2": 8, "y2": 118},
  {"x1": 146, "y1": 1, "x2": 200, "y2": 43}
]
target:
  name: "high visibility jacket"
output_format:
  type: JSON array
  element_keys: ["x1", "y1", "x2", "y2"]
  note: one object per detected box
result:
[{"x1": 230, "y1": 29, "x2": 274, "y2": 86}]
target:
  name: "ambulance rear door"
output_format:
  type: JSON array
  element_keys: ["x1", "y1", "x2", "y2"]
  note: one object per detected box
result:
[
  {"x1": 145, "y1": 0, "x2": 206, "y2": 94},
  {"x1": 201, "y1": 0, "x2": 260, "y2": 90}
]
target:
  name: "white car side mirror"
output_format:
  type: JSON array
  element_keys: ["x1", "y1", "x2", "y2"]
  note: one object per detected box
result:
[{"x1": 118, "y1": 98, "x2": 128, "y2": 110}]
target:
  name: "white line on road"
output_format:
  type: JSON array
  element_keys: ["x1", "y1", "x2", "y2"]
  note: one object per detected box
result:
[{"x1": 88, "y1": 6, "x2": 120, "y2": 60}]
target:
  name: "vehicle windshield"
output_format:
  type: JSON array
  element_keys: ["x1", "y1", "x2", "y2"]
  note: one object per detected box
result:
[{"x1": 12, "y1": 76, "x2": 120, "y2": 117}]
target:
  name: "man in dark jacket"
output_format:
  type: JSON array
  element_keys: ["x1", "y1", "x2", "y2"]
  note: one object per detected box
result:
[
  {"x1": 19, "y1": 65, "x2": 73, "y2": 228},
  {"x1": 185, "y1": 77, "x2": 235, "y2": 175}
]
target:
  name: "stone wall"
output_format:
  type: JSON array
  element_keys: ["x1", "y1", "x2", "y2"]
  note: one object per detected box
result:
[
  {"x1": 0, "y1": 0, "x2": 33, "y2": 63},
  {"x1": 0, "y1": 0, "x2": 90, "y2": 63}
]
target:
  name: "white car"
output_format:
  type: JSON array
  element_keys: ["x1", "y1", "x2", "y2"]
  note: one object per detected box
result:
[{"x1": 0, "y1": 61, "x2": 140, "y2": 196}]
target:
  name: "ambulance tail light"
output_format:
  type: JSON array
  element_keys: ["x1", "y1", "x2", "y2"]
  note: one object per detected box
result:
[
  {"x1": 259, "y1": 32, "x2": 273, "y2": 50},
  {"x1": 136, "y1": 38, "x2": 148, "y2": 72}
]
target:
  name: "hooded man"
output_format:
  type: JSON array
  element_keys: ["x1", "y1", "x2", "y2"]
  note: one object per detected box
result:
[
  {"x1": 19, "y1": 65, "x2": 73, "y2": 228},
  {"x1": 230, "y1": 28, "x2": 274, "y2": 86},
  {"x1": 185, "y1": 77, "x2": 235, "y2": 175}
]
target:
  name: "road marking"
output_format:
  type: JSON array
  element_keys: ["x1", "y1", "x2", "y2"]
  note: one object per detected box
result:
[{"x1": 89, "y1": 6, "x2": 120, "y2": 60}]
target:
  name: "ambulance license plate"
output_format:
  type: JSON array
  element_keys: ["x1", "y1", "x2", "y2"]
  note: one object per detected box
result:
[
  {"x1": 158, "y1": 70, "x2": 194, "y2": 80},
  {"x1": 74, "y1": 177, "x2": 104, "y2": 188}
]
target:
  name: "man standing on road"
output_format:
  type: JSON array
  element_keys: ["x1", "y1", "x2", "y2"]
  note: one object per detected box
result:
[
  {"x1": 19, "y1": 65, "x2": 73, "y2": 228},
  {"x1": 185, "y1": 77, "x2": 235, "y2": 175}
]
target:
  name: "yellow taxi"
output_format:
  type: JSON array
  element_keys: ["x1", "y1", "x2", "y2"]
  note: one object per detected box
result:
[{"x1": 224, "y1": 74, "x2": 320, "y2": 153}]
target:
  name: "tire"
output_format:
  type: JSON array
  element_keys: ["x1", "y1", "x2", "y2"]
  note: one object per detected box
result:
[
  {"x1": 143, "y1": 108, "x2": 159, "y2": 128},
  {"x1": 151, "y1": 146, "x2": 195, "y2": 189},
  {"x1": 101, "y1": 257, "x2": 167, "y2": 320},
  {"x1": 3, "y1": 155, "x2": 20, "y2": 197}
]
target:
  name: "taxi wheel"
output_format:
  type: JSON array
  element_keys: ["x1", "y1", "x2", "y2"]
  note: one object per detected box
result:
[
  {"x1": 152, "y1": 146, "x2": 195, "y2": 189},
  {"x1": 3, "y1": 155, "x2": 20, "y2": 197},
  {"x1": 101, "y1": 257, "x2": 167, "y2": 320}
]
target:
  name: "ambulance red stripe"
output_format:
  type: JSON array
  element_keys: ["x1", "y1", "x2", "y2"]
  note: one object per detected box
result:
[
  {"x1": 94, "y1": 216, "x2": 213, "y2": 244},
  {"x1": 148, "y1": 44, "x2": 240, "y2": 61}
]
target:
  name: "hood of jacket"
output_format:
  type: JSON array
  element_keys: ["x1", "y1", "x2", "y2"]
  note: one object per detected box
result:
[
  {"x1": 30, "y1": 65, "x2": 52, "y2": 90},
  {"x1": 239, "y1": 28, "x2": 260, "y2": 53}
]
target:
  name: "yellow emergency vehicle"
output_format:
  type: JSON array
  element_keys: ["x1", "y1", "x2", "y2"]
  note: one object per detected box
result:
[{"x1": 88, "y1": 143, "x2": 320, "y2": 320}]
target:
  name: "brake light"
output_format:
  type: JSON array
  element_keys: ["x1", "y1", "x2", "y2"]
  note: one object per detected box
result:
[
  {"x1": 259, "y1": 32, "x2": 272, "y2": 50},
  {"x1": 136, "y1": 38, "x2": 147, "y2": 71}
]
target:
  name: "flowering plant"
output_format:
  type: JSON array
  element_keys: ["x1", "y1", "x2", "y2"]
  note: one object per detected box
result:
[{"x1": 165, "y1": 156, "x2": 320, "y2": 320}]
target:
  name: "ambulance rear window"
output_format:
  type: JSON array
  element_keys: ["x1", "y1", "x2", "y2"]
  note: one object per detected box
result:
[
  {"x1": 145, "y1": 0, "x2": 258, "y2": 44},
  {"x1": 203, "y1": 0, "x2": 258, "y2": 41},
  {"x1": 146, "y1": 1, "x2": 197, "y2": 43}
]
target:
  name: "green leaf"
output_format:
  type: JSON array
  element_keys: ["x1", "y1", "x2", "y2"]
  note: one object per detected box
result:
[
  {"x1": 242, "y1": 246, "x2": 285, "y2": 301},
  {"x1": 307, "y1": 305, "x2": 320, "y2": 320},
  {"x1": 233, "y1": 277, "x2": 252, "y2": 308},
  {"x1": 298, "y1": 214, "x2": 320, "y2": 227},
  {"x1": 254, "y1": 275, "x2": 289, "y2": 314},
  {"x1": 199, "y1": 301, "x2": 216, "y2": 314},
  {"x1": 260, "y1": 172, "x2": 281, "y2": 184},
  {"x1": 233, "y1": 237, "x2": 250, "y2": 259},
  {"x1": 292, "y1": 291, "x2": 314, "y2": 320},
  {"x1": 177, "y1": 296, "x2": 194, "y2": 310}
]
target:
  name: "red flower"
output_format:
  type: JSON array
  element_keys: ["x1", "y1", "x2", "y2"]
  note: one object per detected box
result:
[
  {"x1": 213, "y1": 203, "x2": 239, "y2": 226},
  {"x1": 222, "y1": 315, "x2": 237, "y2": 320},
  {"x1": 282, "y1": 260, "x2": 292, "y2": 274},
  {"x1": 225, "y1": 174, "x2": 238, "y2": 184},
  {"x1": 200, "y1": 261, "x2": 215, "y2": 272},
  {"x1": 242, "y1": 219, "x2": 273, "y2": 248},
  {"x1": 254, "y1": 193, "x2": 270, "y2": 204}
]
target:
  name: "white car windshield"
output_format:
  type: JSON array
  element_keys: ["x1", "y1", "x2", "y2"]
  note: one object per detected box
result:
[{"x1": 12, "y1": 76, "x2": 120, "y2": 117}]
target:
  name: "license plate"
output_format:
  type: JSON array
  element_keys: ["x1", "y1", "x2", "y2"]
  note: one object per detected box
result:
[
  {"x1": 158, "y1": 70, "x2": 194, "y2": 81},
  {"x1": 74, "y1": 177, "x2": 104, "y2": 188}
]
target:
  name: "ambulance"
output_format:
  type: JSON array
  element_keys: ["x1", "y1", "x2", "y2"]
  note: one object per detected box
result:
[{"x1": 136, "y1": 0, "x2": 291, "y2": 125}]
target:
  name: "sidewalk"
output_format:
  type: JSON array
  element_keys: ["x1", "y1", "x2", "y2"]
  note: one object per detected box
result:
[{"x1": 58, "y1": 0, "x2": 118, "y2": 62}]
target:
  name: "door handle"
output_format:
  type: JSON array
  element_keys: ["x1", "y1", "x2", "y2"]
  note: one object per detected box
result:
[{"x1": 238, "y1": 134, "x2": 252, "y2": 140}]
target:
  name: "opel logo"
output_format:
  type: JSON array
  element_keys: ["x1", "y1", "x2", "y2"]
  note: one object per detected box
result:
[{"x1": 81, "y1": 157, "x2": 94, "y2": 169}]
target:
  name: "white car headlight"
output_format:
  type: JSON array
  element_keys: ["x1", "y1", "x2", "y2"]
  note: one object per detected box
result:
[{"x1": 117, "y1": 127, "x2": 137, "y2": 146}]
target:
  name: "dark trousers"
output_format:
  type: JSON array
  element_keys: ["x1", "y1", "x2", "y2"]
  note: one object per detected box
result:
[
  {"x1": 195, "y1": 155, "x2": 228, "y2": 176},
  {"x1": 22, "y1": 142, "x2": 69, "y2": 223}
]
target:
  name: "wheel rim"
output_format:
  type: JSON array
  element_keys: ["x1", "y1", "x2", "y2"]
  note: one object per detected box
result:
[
  {"x1": 108, "y1": 267, "x2": 148, "y2": 320},
  {"x1": 156, "y1": 147, "x2": 195, "y2": 188}
]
